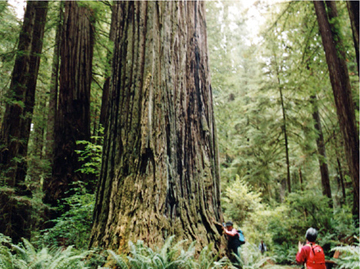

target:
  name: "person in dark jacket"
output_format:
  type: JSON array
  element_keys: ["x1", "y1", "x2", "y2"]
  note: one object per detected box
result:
[
  {"x1": 259, "y1": 240, "x2": 267, "y2": 254},
  {"x1": 222, "y1": 221, "x2": 240, "y2": 257}
]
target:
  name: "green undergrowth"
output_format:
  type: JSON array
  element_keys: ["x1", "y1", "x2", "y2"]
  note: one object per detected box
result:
[{"x1": 1, "y1": 233, "x2": 358, "y2": 269}]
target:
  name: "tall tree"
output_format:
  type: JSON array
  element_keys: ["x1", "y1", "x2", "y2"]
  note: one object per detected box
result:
[
  {"x1": 45, "y1": 3, "x2": 62, "y2": 173},
  {"x1": 313, "y1": 1, "x2": 359, "y2": 215},
  {"x1": 43, "y1": 1, "x2": 94, "y2": 208},
  {"x1": 310, "y1": 95, "x2": 332, "y2": 207},
  {"x1": 346, "y1": 1, "x2": 359, "y2": 74},
  {"x1": 99, "y1": 4, "x2": 116, "y2": 130},
  {"x1": 0, "y1": 0, "x2": 48, "y2": 243},
  {"x1": 90, "y1": 1, "x2": 225, "y2": 253},
  {"x1": 0, "y1": 0, "x2": 48, "y2": 191}
]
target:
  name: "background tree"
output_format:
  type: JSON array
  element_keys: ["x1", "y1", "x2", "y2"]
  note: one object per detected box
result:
[
  {"x1": 0, "y1": 0, "x2": 48, "y2": 244},
  {"x1": 313, "y1": 0, "x2": 359, "y2": 216},
  {"x1": 0, "y1": 0, "x2": 48, "y2": 191},
  {"x1": 90, "y1": 1, "x2": 225, "y2": 253},
  {"x1": 43, "y1": 1, "x2": 94, "y2": 209}
]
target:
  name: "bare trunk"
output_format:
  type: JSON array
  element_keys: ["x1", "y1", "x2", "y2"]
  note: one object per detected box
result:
[
  {"x1": 43, "y1": 1, "x2": 94, "y2": 207},
  {"x1": 279, "y1": 86, "x2": 291, "y2": 194},
  {"x1": 45, "y1": 3, "x2": 62, "y2": 171},
  {"x1": 310, "y1": 95, "x2": 332, "y2": 207},
  {"x1": 336, "y1": 158, "x2": 346, "y2": 206},
  {"x1": 314, "y1": 0, "x2": 359, "y2": 216},
  {"x1": 0, "y1": 0, "x2": 48, "y2": 190},
  {"x1": 90, "y1": 1, "x2": 225, "y2": 254}
]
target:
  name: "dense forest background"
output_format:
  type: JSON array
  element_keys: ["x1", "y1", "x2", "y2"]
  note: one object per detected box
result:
[{"x1": 0, "y1": 0, "x2": 358, "y2": 268}]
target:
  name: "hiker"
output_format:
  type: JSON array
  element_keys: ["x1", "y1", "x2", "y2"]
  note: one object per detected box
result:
[
  {"x1": 222, "y1": 221, "x2": 241, "y2": 257},
  {"x1": 259, "y1": 240, "x2": 267, "y2": 254},
  {"x1": 296, "y1": 227, "x2": 326, "y2": 269}
]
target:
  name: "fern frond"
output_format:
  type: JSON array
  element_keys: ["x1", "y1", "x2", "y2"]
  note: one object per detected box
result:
[{"x1": 107, "y1": 249, "x2": 129, "y2": 269}]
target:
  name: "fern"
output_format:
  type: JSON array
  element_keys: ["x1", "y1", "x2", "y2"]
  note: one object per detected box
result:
[
  {"x1": 0, "y1": 235, "x2": 92, "y2": 269},
  {"x1": 331, "y1": 237, "x2": 360, "y2": 269},
  {"x1": 235, "y1": 243, "x2": 272, "y2": 269},
  {"x1": 109, "y1": 236, "x2": 231, "y2": 269}
]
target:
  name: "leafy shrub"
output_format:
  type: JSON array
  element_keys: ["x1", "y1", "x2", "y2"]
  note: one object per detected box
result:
[
  {"x1": 222, "y1": 175, "x2": 263, "y2": 226},
  {"x1": 75, "y1": 126, "x2": 103, "y2": 178},
  {"x1": 38, "y1": 190, "x2": 94, "y2": 249}
]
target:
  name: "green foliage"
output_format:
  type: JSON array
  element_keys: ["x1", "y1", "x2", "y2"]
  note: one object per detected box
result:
[
  {"x1": 222, "y1": 175, "x2": 263, "y2": 225},
  {"x1": 195, "y1": 243, "x2": 233, "y2": 269},
  {"x1": 234, "y1": 243, "x2": 272, "y2": 269},
  {"x1": 331, "y1": 238, "x2": 360, "y2": 269},
  {"x1": 108, "y1": 236, "x2": 233, "y2": 269},
  {"x1": 38, "y1": 190, "x2": 94, "y2": 249},
  {"x1": 0, "y1": 234, "x2": 92, "y2": 269},
  {"x1": 112, "y1": 236, "x2": 196, "y2": 269},
  {"x1": 75, "y1": 126, "x2": 103, "y2": 177},
  {"x1": 286, "y1": 191, "x2": 332, "y2": 230},
  {"x1": 271, "y1": 243, "x2": 297, "y2": 265}
]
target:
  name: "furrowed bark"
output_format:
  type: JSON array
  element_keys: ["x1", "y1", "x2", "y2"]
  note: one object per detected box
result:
[{"x1": 90, "y1": 1, "x2": 225, "y2": 254}]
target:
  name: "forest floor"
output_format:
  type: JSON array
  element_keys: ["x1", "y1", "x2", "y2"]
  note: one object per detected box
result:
[{"x1": 263, "y1": 259, "x2": 302, "y2": 269}]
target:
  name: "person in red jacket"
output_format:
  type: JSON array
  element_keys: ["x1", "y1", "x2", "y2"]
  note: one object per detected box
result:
[{"x1": 296, "y1": 227, "x2": 326, "y2": 269}]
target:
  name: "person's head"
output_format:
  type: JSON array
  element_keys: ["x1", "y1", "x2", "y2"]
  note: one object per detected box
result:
[
  {"x1": 305, "y1": 227, "x2": 318, "y2": 242},
  {"x1": 225, "y1": 221, "x2": 233, "y2": 231}
]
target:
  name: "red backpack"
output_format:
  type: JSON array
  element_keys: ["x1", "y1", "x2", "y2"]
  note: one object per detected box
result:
[{"x1": 306, "y1": 244, "x2": 326, "y2": 269}]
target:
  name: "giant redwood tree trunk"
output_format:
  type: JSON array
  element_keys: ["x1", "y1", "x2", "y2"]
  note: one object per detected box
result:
[
  {"x1": 90, "y1": 1, "x2": 225, "y2": 253},
  {"x1": 43, "y1": 1, "x2": 94, "y2": 207},
  {"x1": 0, "y1": 0, "x2": 48, "y2": 190},
  {"x1": 313, "y1": 1, "x2": 359, "y2": 215}
]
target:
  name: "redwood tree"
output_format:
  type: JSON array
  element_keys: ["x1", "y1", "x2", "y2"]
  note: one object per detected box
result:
[
  {"x1": 43, "y1": 1, "x2": 94, "y2": 207},
  {"x1": 90, "y1": 1, "x2": 225, "y2": 253},
  {"x1": 313, "y1": 1, "x2": 359, "y2": 215},
  {"x1": 0, "y1": 0, "x2": 48, "y2": 243},
  {"x1": 0, "y1": 0, "x2": 48, "y2": 191}
]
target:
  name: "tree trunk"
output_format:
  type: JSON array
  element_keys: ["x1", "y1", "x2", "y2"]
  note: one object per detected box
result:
[
  {"x1": 99, "y1": 5, "x2": 117, "y2": 130},
  {"x1": 45, "y1": 3, "x2": 62, "y2": 172},
  {"x1": 299, "y1": 168, "x2": 303, "y2": 191},
  {"x1": 90, "y1": 1, "x2": 225, "y2": 254},
  {"x1": 279, "y1": 85, "x2": 291, "y2": 194},
  {"x1": 0, "y1": 0, "x2": 48, "y2": 191},
  {"x1": 336, "y1": 157, "x2": 346, "y2": 206},
  {"x1": 0, "y1": 0, "x2": 48, "y2": 243},
  {"x1": 346, "y1": 1, "x2": 359, "y2": 74},
  {"x1": 310, "y1": 95, "x2": 332, "y2": 208},
  {"x1": 313, "y1": 0, "x2": 359, "y2": 216},
  {"x1": 43, "y1": 1, "x2": 94, "y2": 207}
]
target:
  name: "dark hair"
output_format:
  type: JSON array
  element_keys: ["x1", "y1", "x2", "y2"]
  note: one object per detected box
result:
[
  {"x1": 305, "y1": 227, "x2": 318, "y2": 242},
  {"x1": 225, "y1": 221, "x2": 233, "y2": 227}
]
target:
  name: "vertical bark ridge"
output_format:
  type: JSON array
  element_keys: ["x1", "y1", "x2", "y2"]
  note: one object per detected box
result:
[
  {"x1": 43, "y1": 1, "x2": 94, "y2": 206},
  {"x1": 90, "y1": 1, "x2": 224, "y2": 253}
]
